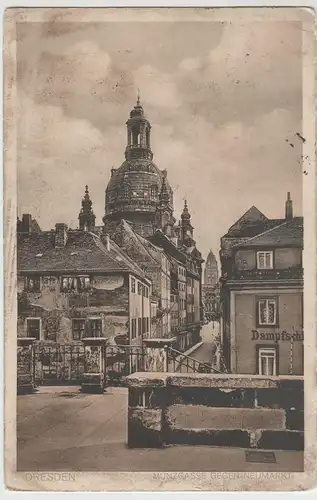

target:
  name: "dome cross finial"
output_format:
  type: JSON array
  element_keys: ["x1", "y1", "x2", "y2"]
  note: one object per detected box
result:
[{"x1": 137, "y1": 88, "x2": 140, "y2": 106}]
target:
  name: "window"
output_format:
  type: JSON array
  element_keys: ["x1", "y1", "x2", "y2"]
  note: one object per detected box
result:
[
  {"x1": 131, "y1": 277, "x2": 136, "y2": 294},
  {"x1": 137, "y1": 282, "x2": 142, "y2": 295},
  {"x1": 258, "y1": 347, "x2": 277, "y2": 376},
  {"x1": 131, "y1": 318, "x2": 137, "y2": 339},
  {"x1": 142, "y1": 317, "x2": 149, "y2": 336},
  {"x1": 25, "y1": 276, "x2": 41, "y2": 292},
  {"x1": 72, "y1": 319, "x2": 85, "y2": 340},
  {"x1": 258, "y1": 298, "x2": 277, "y2": 326},
  {"x1": 77, "y1": 277, "x2": 91, "y2": 291},
  {"x1": 43, "y1": 276, "x2": 56, "y2": 286},
  {"x1": 123, "y1": 184, "x2": 130, "y2": 197},
  {"x1": 26, "y1": 318, "x2": 41, "y2": 340},
  {"x1": 257, "y1": 251, "x2": 273, "y2": 270},
  {"x1": 138, "y1": 317, "x2": 142, "y2": 337},
  {"x1": 61, "y1": 276, "x2": 90, "y2": 292},
  {"x1": 143, "y1": 285, "x2": 149, "y2": 298},
  {"x1": 88, "y1": 318, "x2": 102, "y2": 337},
  {"x1": 150, "y1": 186, "x2": 158, "y2": 198}
]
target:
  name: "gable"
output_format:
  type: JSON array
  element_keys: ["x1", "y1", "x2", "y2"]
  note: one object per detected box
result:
[
  {"x1": 112, "y1": 220, "x2": 161, "y2": 268},
  {"x1": 227, "y1": 206, "x2": 268, "y2": 234}
]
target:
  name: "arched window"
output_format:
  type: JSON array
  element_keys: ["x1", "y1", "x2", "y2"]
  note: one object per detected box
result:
[
  {"x1": 150, "y1": 185, "x2": 158, "y2": 198},
  {"x1": 132, "y1": 126, "x2": 141, "y2": 146},
  {"x1": 123, "y1": 183, "x2": 130, "y2": 198}
]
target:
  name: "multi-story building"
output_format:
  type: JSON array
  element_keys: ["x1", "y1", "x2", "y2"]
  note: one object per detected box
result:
[
  {"x1": 17, "y1": 217, "x2": 151, "y2": 347},
  {"x1": 220, "y1": 193, "x2": 303, "y2": 376},
  {"x1": 150, "y1": 223, "x2": 203, "y2": 351},
  {"x1": 177, "y1": 262, "x2": 187, "y2": 332},
  {"x1": 112, "y1": 219, "x2": 171, "y2": 339}
]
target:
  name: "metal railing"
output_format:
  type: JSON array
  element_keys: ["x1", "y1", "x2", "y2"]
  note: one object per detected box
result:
[{"x1": 165, "y1": 345, "x2": 222, "y2": 374}]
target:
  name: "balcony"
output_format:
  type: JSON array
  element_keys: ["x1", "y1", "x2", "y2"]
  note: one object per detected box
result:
[{"x1": 230, "y1": 266, "x2": 303, "y2": 281}]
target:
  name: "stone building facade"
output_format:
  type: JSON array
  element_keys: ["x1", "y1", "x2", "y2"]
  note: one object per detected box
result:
[
  {"x1": 17, "y1": 220, "x2": 151, "y2": 346},
  {"x1": 112, "y1": 219, "x2": 171, "y2": 339},
  {"x1": 220, "y1": 193, "x2": 303, "y2": 376}
]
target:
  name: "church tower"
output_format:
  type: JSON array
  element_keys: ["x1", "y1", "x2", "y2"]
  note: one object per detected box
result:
[
  {"x1": 104, "y1": 95, "x2": 174, "y2": 237},
  {"x1": 204, "y1": 249, "x2": 219, "y2": 286},
  {"x1": 78, "y1": 185, "x2": 96, "y2": 231},
  {"x1": 155, "y1": 171, "x2": 176, "y2": 236},
  {"x1": 125, "y1": 90, "x2": 153, "y2": 162},
  {"x1": 180, "y1": 200, "x2": 195, "y2": 246}
]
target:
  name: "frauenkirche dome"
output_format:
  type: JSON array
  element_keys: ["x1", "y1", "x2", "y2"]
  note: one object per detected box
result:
[{"x1": 103, "y1": 95, "x2": 174, "y2": 237}]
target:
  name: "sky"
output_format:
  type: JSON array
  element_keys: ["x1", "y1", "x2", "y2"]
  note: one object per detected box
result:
[{"x1": 17, "y1": 12, "x2": 303, "y2": 262}]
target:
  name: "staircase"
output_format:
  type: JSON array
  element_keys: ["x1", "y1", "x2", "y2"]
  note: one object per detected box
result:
[{"x1": 166, "y1": 346, "x2": 223, "y2": 374}]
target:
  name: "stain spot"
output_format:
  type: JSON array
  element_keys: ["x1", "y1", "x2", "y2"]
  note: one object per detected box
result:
[{"x1": 295, "y1": 132, "x2": 306, "y2": 143}]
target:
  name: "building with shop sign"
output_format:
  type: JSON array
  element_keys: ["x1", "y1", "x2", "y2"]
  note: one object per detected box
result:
[{"x1": 220, "y1": 193, "x2": 303, "y2": 375}]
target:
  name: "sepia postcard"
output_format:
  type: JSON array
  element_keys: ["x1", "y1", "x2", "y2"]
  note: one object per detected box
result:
[{"x1": 3, "y1": 6, "x2": 317, "y2": 492}]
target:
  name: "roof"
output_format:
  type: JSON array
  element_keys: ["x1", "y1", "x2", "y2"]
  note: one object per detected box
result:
[
  {"x1": 234, "y1": 217, "x2": 303, "y2": 248},
  {"x1": 223, "y1": 206, "x2": 285, "y2": 239},
  {"x1": 17, "y1": 229, "x2": 149, "y2": 280},
  {"x1": 150, "y1": 230, "x2": 188, "y2": 263},
  {"x1": 113, "y1": 220, "x2": 165, "y2": 266}
]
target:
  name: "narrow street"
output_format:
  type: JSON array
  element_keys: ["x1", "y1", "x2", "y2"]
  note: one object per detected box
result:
[{"x1": 176, "y1": 321, "x2": 220, "y2": 373}]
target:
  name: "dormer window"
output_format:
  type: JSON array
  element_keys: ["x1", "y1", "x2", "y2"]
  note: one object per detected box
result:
[
  {"x1": 61, "y1": 276, "x2": 91, "y2": 292},
  {"x1": 257, "y1": 251, "x2": 273, "y2": 270},
  {"x1": 25, "y1": 276, "x2": 41, "y2": 292}
]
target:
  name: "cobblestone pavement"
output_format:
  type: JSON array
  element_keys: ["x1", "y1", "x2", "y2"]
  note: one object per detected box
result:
[{"x1": 17, "y1": 386, "x2": 303, "y2": 472}]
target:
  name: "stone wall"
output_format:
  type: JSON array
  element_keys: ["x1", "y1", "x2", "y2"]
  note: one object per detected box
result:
[{"x1": 126, "y1": 373, "x2": 304, "y2": 450}]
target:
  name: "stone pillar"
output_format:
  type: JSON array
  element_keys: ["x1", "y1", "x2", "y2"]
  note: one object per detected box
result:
[
  {"x1": 126, "y1": 372, "x2": 168, "y2": 448},
  {"x1": 142, "y1": 337, "x2": 176, "y2": 372},
  {"x1": 82, "y1": 337, "x2": 108, "y2": 393},
  {"x1": 17, "y1": 337, "x2": 36, "y2": 394}
]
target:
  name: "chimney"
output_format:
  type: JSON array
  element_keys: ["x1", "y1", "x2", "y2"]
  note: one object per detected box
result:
[
  {"x1": 285, "y1": 192, "x2": 293, "y2": 220},
  {"x1": 22, "y1": 214, "x2": 32, "y2": 233},
  {"x1": 55, "y1": 223, "x2": 68, "y2": 248}
]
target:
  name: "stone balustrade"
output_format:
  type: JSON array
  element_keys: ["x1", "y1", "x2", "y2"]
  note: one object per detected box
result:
[{"x1": 126, "y1": 372, "x2": 304, "y2": 450}]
